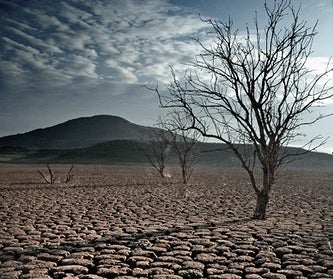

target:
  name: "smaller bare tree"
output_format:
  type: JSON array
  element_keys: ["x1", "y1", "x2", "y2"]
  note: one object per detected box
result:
[
  {"x1": 37, "y1": 164, "x2": 74, "y2": 184},
  {"x1": 64, "y1": 165, "x2": 74, "y2": 183},
  {"x1": 144, "y1": 131, "x2": 171, "y2": 178},
  {"x1": 160, "y1": 111, "x2": 200, "y2": 184},
  {"x1": 37, "y1": 163, "x2": 56, "y2": 184}
]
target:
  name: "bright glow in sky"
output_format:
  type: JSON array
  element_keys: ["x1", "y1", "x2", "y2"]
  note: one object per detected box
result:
[{"x1": 0, "y1": 0, "x2": 332, "y2": 152}]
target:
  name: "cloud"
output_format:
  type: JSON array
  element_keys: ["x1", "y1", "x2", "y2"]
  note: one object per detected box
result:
[
  {"x1": 306, "y1": 57, "x2": 333, "y2": 75},
  {"x1": 104, "y1": 59, "x2": 138, "y2": 83},
  {"x1": 2, "y1": 0, "x2": 331, "y2": 95},
  {"x1": 305, "y1": 57, "x2": 333, "y2": 104},
  {"x1": 0, "y1": 0, "x2": 209, "y2": 92},
  {"x1": 4, "y1": 18, "x2": 39, "y2": 33},
  {"x1": 34, "y1": 13, "x2": 70, "y2": 32}
]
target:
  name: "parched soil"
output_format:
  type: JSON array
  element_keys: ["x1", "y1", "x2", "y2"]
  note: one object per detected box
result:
[{"x1": 0, "y1": 165, "x2": 332, "y2": 279}]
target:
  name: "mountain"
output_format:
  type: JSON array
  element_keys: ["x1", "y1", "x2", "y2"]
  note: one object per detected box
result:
[
  {"x1": 2, "y1": 139, "x2": 333, "y2": 169},
  {"x1": 0, "y1": 115, "x2": 332, "y2": 169},
  {"x1": 0, "y1": 115, "x2": 159, "y2": 149}
]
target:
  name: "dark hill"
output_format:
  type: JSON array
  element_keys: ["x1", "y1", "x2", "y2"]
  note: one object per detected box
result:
[
  {"x1": 4, "y1": 139, "x2": 332, "y2": 169},
  {"x1": 0, "y1": 115, "x2": 332, "y2": 169},
  {"x1": 0, "y1": 115, "x2": 159, "y2": 149}
]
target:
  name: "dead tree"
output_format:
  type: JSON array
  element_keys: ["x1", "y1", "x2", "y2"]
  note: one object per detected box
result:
[
  {"x1": 37, "y1": 163, "x2": 56, "y2": 184},
  {"x1": 152, "y1": 0, "x2": 333, "y2": 219},
  {"x1": 65, "y1": 165, "x2": 74, "y2": 183},
  {"x1": 144, "y1": 130, "x2": 171, "y2": 178},
  {"x1": 37, "y1": 164, "x2": 74, "y2": 184},
  {"x1": 160, "y1": 111, "x2": 200, "y2": 184}
]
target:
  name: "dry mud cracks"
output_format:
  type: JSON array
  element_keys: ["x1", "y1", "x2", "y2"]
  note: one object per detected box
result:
[{"x1": 0, "y1": 166, "x2": 332, "y2": 278}]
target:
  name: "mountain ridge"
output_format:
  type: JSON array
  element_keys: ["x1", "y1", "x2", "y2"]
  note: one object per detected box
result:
[
  {"x1": 0, "y1": 115, "x2": 158, "y2": 149},
  {"x1": 0, "y1": 115, "x2": 332, "y2": 168},
  {"x1": 1, "y1": 139, "x2": 333, "y2": 169}
]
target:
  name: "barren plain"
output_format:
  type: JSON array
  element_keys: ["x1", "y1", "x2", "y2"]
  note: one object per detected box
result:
[{"x1": 0, "y1": 165, "x2": 332, "y2": 279}]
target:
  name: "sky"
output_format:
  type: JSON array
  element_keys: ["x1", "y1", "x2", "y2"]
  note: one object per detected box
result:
[{"x1": 0, "y1": 0, "x2": 332, "y2": 152}]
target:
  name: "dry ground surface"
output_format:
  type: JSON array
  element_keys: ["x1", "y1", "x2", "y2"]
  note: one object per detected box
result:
[{"x1": 0, "y1": 164, "x2": 332, "y2": 279}]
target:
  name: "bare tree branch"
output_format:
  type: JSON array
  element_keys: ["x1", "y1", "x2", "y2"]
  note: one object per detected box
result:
[
  {"x1": 65, "y1": 165, "x2": 74, "y2": 183},
  {"x1": 150, "y1": 0, "x2": 333, "y2": 219},
  {"x1": 37, "y1": 163, "x2": 56, "y2": 184},
  {"x1": 159, "y1": 110, "x2": 200, "y2": 184},
  {"x1": 37, "y1": 164, "x2": 74, "y2": 184},
  {"x1": 144, "y1": 130, "x2": 171, "y2": 178}
]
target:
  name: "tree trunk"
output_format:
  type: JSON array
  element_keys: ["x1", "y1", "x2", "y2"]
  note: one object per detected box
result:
[
  {"x1": 182, "y1": 167, "x2": 187, "y2": 184},
  {"x1": 252, "y1": 166, "x2": 274, "y2": 219},
  {"x1": 253, "y1": 192, "x2": 269, "y2": 220}
]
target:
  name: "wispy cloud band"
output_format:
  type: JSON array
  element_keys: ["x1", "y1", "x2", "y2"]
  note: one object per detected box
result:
[{"x1": 0, "y1": 0, "x2": 208, "y2": 91}]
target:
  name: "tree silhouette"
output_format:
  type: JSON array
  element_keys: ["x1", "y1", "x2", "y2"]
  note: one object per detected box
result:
[
  {"x1": 153, "y1": 0, "x2": 333, "y2": 219},
  {"x1": 159, "y1": 111, "x2": 200, "y2": 184},
  {"x1": 144, "y1": 130, "x2": 171, "y2": 178}
]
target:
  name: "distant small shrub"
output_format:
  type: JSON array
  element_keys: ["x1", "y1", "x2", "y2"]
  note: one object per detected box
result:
[{"x1": 37, "y1": 164, "x2": 74, "y2": 184}]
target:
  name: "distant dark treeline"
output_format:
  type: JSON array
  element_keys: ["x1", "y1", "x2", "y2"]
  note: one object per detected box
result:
[{"x1": 1, "y1": 140, "x2": 333, "y2": 170}]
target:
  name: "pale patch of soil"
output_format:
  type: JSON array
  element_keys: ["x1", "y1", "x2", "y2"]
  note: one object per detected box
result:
[{"x1": 0, "y1": 165, "x2": 332, "y2": 278}]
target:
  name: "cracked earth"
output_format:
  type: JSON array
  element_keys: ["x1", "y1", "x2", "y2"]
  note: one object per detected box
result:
[{"x1": 0, "y1": 165, "x2": 332, "y2": 278}]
